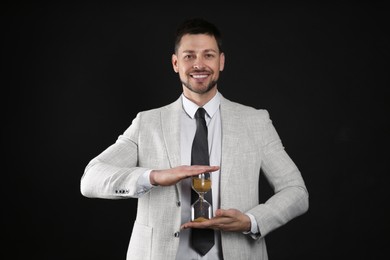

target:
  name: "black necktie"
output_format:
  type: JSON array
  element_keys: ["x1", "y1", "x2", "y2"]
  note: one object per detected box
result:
[{"x1": 190, "y1": 107, "x2": 215, "y2": 256}]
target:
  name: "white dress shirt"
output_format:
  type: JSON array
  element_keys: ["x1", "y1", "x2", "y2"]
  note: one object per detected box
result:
[
  {"x1": 175, "y1": 92, "x2": 223, "y2": 260},
  {"x1": 136, "y1": 91, "x2": 258, "y2": 260}
]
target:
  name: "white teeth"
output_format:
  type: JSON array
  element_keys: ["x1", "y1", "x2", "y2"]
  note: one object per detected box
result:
[{"x1": 192, "y1": 74, "x2": 208, "y2": 78}]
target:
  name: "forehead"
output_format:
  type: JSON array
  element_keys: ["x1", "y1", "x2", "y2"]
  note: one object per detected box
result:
[{"x1": 177, "y1": 34, "x2": 219, "y2": 53}]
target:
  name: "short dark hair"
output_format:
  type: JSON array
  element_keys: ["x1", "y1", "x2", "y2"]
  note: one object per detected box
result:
[{"x1": 174, "y1": 17, "x2": 223, "y2": 54}]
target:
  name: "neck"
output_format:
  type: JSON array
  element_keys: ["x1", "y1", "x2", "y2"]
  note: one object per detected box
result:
[{"x1": 182, "y1": 87, "x2": 218, "y2": 107}]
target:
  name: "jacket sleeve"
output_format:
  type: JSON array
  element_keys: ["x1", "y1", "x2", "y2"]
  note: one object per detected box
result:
[
  {"x1": 80, "y1": 112, "x2": 152, "y2": 199},
  {"x1": 247, "y1": 110, "x2": 309, "y2": 238}
]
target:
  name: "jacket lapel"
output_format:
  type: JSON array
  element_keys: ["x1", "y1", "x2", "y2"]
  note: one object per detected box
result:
[
  {"x1": 160, "y1": 95, "x2": 241, "y2": 200},
  {"x1": 161, "y1": 97, "x2": 182, "y2": 168},
  {"x1": 219, "y1": 97, "x2": 240, "y2": 197}
]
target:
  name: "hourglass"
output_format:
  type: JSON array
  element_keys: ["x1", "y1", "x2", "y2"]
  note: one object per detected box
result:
[{"x1": 191, "y1": 173, "x2": 212, "y2": 222}]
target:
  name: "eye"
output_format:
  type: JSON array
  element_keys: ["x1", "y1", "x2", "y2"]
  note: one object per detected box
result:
[
  {"x1": 184, "y1": 54, "x2": 194, "y2": 60},
  {"x1": 205, "y1": 53, "x2": 215, "y2": 59}
]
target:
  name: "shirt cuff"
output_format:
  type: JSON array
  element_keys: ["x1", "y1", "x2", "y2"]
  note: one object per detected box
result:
[
  {"x1": 135, "y1": 170, "x2": 155, "y2": 196},
  {"x1": 243, "y1": 213, "x2": 260, "y2": 235}
]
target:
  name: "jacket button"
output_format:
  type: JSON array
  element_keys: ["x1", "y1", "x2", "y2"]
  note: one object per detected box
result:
[
  {"x1": 176, "y1": 201, "x2": 181, "y2": 207},
  {"x1": 174, "y1": 232, "x2": 180, "y2": 237}
]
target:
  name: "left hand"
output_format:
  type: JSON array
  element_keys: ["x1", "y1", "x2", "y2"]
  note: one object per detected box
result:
[{"x1": 181, "y1": 208, "x2": 251, "y2": 232}]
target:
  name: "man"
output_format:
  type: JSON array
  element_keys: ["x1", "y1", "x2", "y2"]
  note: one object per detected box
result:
[{"x1": 81, "y1": 17, "x2": 309, "y2": 260}]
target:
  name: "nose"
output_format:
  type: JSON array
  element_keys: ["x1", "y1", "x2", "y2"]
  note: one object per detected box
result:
[{"x1": 193, "y1": 57, "x2": 205, "y2": 70}]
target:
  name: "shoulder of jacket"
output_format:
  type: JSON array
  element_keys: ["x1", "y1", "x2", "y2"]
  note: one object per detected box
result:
[{"x1": 221, "y1": 96, "x2": 270, "y2": 119}]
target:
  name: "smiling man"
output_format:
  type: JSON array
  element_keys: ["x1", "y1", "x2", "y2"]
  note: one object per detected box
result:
[{"x1": 81, "y1": 17, "x2": 309, "y2": 260}]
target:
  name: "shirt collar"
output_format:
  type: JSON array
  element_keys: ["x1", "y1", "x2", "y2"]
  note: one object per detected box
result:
[{"x1": 182, "y1": 91, "x2": 221, "y2": 119}]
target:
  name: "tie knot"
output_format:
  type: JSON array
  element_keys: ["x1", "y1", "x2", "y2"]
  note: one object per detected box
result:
[{"x1": 195, "y1": 107, "x2": 206, "y2": 119}]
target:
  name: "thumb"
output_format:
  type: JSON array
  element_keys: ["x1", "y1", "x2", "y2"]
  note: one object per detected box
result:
[{"x1": 215, "y1": 209, "x2": 227, "y2": 217}]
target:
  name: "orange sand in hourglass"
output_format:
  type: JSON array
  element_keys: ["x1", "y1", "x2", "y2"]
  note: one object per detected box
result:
[
  {"x1": 192, "y1": 178, "x2": 212, "y2": 222},
  {"x1": 192, "y1": 178, "x2": 211, "y2": 192}
]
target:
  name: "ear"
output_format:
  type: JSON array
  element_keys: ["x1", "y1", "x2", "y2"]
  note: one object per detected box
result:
[
  {"x1": 172, "y1": 54, "x2": 179, "y2": 73},
  {"x1": 219, "y1": 52, "x2": 225, "y2": 72}
]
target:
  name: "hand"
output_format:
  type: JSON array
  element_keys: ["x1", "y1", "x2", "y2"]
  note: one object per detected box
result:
[
  {"x1": 181, "y1": 208, "x2": 251, "y2": 233},
  {"x1": 149, "y1": 165, "x2": 219, "y2": 186}
]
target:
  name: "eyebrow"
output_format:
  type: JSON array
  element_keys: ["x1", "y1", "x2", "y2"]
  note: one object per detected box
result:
[{"x1": 182, "y1": 49, "x2": 218, "y2": 54}]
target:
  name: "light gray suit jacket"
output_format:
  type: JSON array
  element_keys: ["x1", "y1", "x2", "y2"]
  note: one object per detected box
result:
[{"x1": 81, "y1": 94, "x2": 309, "y2": 260}]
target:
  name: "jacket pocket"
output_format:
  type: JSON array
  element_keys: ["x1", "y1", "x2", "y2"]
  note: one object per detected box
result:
[{"x1": 127, "y1": 221, "x2": 153, "y2": 260}]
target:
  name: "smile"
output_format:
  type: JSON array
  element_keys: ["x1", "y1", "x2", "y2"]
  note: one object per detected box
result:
[{"x1": 191, "y1": 74, "x2": 209, "y2": 79}]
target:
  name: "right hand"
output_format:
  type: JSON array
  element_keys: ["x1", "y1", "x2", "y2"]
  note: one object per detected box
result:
[{"x1": 149, "y1": 165, "x2": 219, "y2": 186}]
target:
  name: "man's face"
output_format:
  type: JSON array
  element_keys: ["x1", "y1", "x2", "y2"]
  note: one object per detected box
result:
[{"x1": 172, "y1": 34, "x2": 225, "y2": 94}]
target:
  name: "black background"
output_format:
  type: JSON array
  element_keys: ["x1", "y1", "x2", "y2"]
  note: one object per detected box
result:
[{"x1": 2, "y1": 2, "x2": 389, "y2": 260}]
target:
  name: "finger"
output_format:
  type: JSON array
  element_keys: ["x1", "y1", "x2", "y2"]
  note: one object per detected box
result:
[
  {"x1": 215, "y1": 209, "x2": 233, "y2": 217},
  {"x1": 208, "y1": 165, "x2": 220, "y2": 172},
  {"x1": 183, "y1": 221, "x2": 232, "y2": 231},
  {"x1": 181, "y1": 221, "x2": 209, "y2": 230},
  {"x1": 181, "y1": 215, "x2": 232, "y2": 230},
  {"x1": 192, "y1": 165, "x2": 220, "y2": 172},
  {"x1": 215, "y1": 208, "x2": 240, "y2": 218},
  {"x1": 215, "y1": 209, "x2": 225, "y2": 217},
  {"x1": 181, "y1": 217, "x2": 220, "y2": 229},
  {"x1": 186, "y1": 166, "x2": 220, "y2": 177}
]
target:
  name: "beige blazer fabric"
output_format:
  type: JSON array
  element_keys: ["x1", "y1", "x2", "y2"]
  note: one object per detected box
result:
[{"x1": 81, "y1": 94, "x2": 309, "y2": 260}]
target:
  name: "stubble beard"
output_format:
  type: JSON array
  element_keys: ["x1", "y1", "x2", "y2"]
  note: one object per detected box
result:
[{"x1": 182, "y1": 80, "x2": 218, "y2": 95}]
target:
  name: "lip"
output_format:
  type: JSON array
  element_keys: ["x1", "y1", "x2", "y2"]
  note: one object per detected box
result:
[{"x1": 190, "y1": 73, "x2": 209, "y2": 83}]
